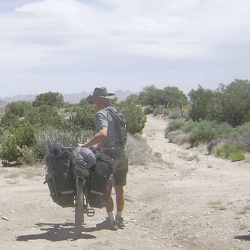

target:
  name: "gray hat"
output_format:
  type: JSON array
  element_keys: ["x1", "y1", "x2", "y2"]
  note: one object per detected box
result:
[{"x1": 87, "y1": 87, "x2": 115, "y2": 104}]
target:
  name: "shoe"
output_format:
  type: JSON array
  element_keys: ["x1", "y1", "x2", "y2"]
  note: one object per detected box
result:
[
  {"x1": 96, "y1": 218, "x2": 119, "y2": 231},
  {"x1": 116, "y1": 216, "x2": 125, "y2": 228}
]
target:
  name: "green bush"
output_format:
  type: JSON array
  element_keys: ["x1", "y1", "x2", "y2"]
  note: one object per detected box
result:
[
  {"x1": 165, "y1": 119, "x2": 186, "y2": 137},
  {"x1": 15, "y1": 123, "x2": 36, "y2": 148},
  {"x1": 228, "y1": 150, "x2": 246, "y2": 162},
  {"x1": 182, "y1": 120, "x2": 231, "y2": 147},
  {"x1": 213, "y1": 142, "x2": 246, "y2": 161},
  {"x1": 1, "y1": 123, "x2": 36, "y2": 164},
  {"x1": 119, "y1": 102, "x2": 146, "y2": 134},
  {"x1": 1, "y1": 135, "x2": 22, "y2": 164}
]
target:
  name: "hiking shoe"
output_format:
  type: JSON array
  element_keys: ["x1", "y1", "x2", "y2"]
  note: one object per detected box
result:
[
  {"x1": 96, "y1": 218, "x2": 119, "y2": 231},
  {"x1": 116, "y1": 216, "x2": 125, "y2": 228}
]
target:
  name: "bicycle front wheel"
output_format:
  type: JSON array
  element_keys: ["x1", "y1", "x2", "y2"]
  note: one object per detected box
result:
[{"x1": 75, "y1": 177, "x2": 84, "y2": 237}]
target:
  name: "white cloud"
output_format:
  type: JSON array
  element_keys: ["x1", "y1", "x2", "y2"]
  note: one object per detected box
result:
[{"x1": 0, "y1": 0, "x2": 250, "y2": 96}]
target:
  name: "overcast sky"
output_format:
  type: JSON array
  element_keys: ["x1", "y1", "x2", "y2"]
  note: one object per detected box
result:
[{"x1": 1, "y1": 0, "x2": 250, "y2": 98}]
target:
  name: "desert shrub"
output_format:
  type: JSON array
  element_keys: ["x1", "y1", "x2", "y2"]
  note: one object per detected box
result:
[
  {"x1": 228, "y1": 150, "x2": 246, "y2": 161},
  {"x1": 206, "y1": 138, "x2": 227, "y2": 154},
  {"x1": 153, "y1": 105, "x2": 167, "y2": 116},
  {"x1": 152, "y1": 152, "x2": 164, "y2": 164},
  {"x1": 126, "y1": 133, "x2": 152, "y2": 165},
  {"x1": 168, "y1": 131, "x2": 190, "y2": 146},
  {"x1": 1, "y1": 123, "x2": 36, "y2": 164},
  {"x1": 165, "y1": 119, "x2": 186, "y2": 137},
  {"x1": 169, "y1": 109, "x2": 183, "y2": 119},
  {"x1": 119, "y1": 102, "x2": 147, "y2": 134},
  {"x1": 231, "y1": 122, "x2": 250, "y2": 151},
  {"x1": 143, "y1": 105, "x2": 153, "y2": 115},
  {"x1": 32, "y1": 128, "x2": 92, "y2": 159},
  {"x1": 183, "y1": 120, "x2": 231, "y2": 147},
  {"x1": 15, "y1": 122, "x2": 36, "y2": 148},
  {"x1": 21, "y1": 146, "x2": 37, "y2": 165},
  {"x1": 1, "y1": 111, "x2": 19, "y2": 128},
  {"x1": 1, "y1": 135, "x2": 22, "y2": 164},
  {"x1": 213, "y1": 141, "x2": 246, "y2": 161}
]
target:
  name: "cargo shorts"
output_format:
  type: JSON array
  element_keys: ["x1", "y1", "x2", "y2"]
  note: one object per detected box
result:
[{"x1": 101, "y1": 147, "x2": 128, "y2": 186}]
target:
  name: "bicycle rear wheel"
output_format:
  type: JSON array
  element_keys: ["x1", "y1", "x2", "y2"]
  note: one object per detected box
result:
[{"x1": 75, "y1": 177, "x2": 84, "y2": 237}]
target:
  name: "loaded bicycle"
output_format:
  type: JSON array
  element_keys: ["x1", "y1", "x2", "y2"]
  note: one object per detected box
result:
[{"x1": 45, "y1": 143, "x2": 113, "y2": 238}]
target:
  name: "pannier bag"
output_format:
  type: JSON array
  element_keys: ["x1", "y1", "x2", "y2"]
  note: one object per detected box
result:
[
  {"x1": 45, "y1": 142, "x2": 75, "y2": 207},
  {"x1": 88, "y1": 153, "x2": 114, "y2": 208},
  {"x1": 71, "y1": 147, "x2": 96, "y2": 177}
]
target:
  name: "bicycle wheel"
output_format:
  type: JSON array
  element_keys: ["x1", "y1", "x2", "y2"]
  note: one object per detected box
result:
[{"x1": 75, "y1": 177, "x2": 84, "y2": 237}]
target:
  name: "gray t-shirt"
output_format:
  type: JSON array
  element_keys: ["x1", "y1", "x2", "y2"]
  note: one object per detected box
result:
[{"x1": 95, "y1": 106, "x2": 121, "y2": 148}]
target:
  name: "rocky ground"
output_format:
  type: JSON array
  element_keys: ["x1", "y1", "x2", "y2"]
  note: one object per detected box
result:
[{"x1": 1, "y1": 114, "x2": 250, "y2": 250}]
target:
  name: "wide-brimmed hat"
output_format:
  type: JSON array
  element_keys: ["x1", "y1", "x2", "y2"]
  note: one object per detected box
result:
[{"x1": 87, "y1": 87, "x2": 115, "y2": 104}]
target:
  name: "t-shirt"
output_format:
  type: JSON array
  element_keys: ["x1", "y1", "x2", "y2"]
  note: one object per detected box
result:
[{"x1": 95, "y1": 107, "x2": 121, "y2": 148}]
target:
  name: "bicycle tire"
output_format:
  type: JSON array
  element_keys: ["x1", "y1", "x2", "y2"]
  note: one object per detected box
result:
[{"x1": 75, "y1": 177, "x2": 84, "y2": 237}]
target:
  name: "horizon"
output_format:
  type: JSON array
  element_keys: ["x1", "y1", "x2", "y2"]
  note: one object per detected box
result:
[{"x1": 0, "y1": 79, "x2": 248, "y2": 100}]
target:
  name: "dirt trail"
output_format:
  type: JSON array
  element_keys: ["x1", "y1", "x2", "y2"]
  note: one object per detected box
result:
[{"x1": 1, "y1": 114, "x2": 250, "y2": 249}]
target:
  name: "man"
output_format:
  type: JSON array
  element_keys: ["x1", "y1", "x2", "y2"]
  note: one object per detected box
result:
[{"x1": 79, "y1": 87, "x2": 128, "y2": 231}]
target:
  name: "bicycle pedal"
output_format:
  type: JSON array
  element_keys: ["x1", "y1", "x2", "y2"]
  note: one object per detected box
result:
[{"x1": 86, "y1": 208, "x2": 95, "y2": 217}]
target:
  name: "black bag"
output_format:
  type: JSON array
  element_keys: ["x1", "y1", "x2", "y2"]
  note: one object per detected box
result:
[
  {"x1": 88, "y1": 153, "x2": 114, "y2": 208},
  {"x1": 45, "y1": 142, "x2": 75, "y2": 207}
]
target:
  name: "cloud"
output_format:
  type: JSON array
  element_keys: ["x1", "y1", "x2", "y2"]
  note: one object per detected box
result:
[{"x1": 0, "y1": 0, "x2": 250, "y2": 96}]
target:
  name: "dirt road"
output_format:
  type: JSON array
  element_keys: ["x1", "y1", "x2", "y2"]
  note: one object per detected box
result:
[{"x1": 1, "y1": 114, "x2": 250, "y2": 249}]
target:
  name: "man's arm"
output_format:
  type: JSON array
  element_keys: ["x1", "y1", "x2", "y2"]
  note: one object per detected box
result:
[{"x1": 79, "y1": 126, "x2": 108, "y2": 148}]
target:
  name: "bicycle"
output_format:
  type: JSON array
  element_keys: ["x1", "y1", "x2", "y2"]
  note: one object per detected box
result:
[{"x1": 66, "y1": 146, "x2": 95, "y2": 238}]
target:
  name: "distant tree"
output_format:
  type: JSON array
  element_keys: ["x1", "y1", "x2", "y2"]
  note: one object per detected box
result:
[
  {"x1": 139, "y1": 85, "x2": 187, "y2": 109},
  {"x1": 1, "y1": 111, "x2": 19, "y2": 128},
  {"x1": 126, "y1": 94, "x2": 140, "y2": 105},
  {"x1": 162, "y1": 86, "x2": 187, "y2": 108},
  {"x1": 188, "y1": 85, "x2": 217, "y2": 121},
  {"x1": 33, "y1": 92, "x2": 64, "y2": 108},
  {"x1": 139, "y1": 85, "x2": 163, "y2": 107},
  {"x1": 4, "y1": 101, "x2": 32, "y2": 117},
  {"x1": 188, "y1": 80, "x2": 250, "y2": 126},
  {"x1": 1, "y1": 101, "x2": 33, "y2": 128},
  {"x1": 220, "y1": 79, "x2": 250, "y2": 126}
]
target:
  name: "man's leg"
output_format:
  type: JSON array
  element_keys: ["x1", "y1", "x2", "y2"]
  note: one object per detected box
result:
[
  {"x1": 114, "y1": 185, "x2": 124, "y2": 212},
  {"x1": 114, "y1": 185, "x2": 125, "y2": 228},
  {"x1": 96, "y1": 195, "x2": 118, "y2": 231}
]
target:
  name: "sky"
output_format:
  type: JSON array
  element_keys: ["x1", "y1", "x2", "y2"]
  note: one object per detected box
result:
[{"x1": 1, "y1": 0, "x2": 250, "y2": 98}]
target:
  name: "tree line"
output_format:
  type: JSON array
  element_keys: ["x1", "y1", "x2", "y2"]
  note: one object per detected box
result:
[{"x1": 0, "y1": 78, "x2": 249, "y2": 165}]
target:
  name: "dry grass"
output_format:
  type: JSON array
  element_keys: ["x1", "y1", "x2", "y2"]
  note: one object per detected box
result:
[
  {"x1": 126, "y1": 134, "x2": 153, "y2": 165},
  {"x1": 244, "y1": 152, "x2": 250, "y2": 163},
  {"x1": 168, "y1": 131, "x2": 190, "y2": 146},
  {"x1": 179, "y1": 152, "x2": 200, "y2": 162},
  {"x1": 208, "y1": 200, "x2": 227, "y2": 211}
]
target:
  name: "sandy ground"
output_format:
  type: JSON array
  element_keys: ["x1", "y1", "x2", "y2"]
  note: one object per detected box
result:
[{"x1": 1, "y1": 114, "x2": 250, "y2": 250}]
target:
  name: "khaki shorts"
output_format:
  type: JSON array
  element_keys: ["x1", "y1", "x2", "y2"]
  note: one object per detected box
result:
[{"x1": 101, "y1": 147, "x2": 128, "y2": 186}]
